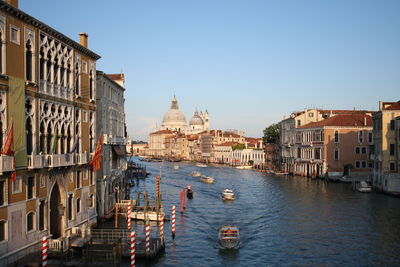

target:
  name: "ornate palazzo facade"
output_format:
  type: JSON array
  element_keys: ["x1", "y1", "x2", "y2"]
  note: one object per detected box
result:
[{"x1": 0, "y1": 1, "x2": 100, "y2": 264}]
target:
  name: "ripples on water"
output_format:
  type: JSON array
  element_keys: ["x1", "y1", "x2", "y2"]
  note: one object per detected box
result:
[{"x1": 127, "y1": 159, "x2": 400, "y2": 267}]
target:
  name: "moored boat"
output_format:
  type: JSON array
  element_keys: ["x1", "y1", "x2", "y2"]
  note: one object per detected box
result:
[
  {"x1": 174, "y1": 165, "x2": 180, "y2": 170},
  {"x1": 235, "y1": 165, "x2": 252, "y2": 169},
  {"x1": 218, "y1": 226, "x2": 240, "y2": 249},
  {"x1": 356, "y1": 181, "x2": 372, "y2": 193},
  {"x1": 200, "y1": 175, "x2": 214, "y2": 184},
  {"x1": 221, "y1": 189, "x2": 235, "y2": 200},
  {"x1": 186, "y1": 184, "x2": 193, "y2": 199},
  {"x1": 191, "y1": 171, "x2": 201, "y2": 177},
  {"x1": 196, "y1": 163, "x2": 208, "y2": 168}
]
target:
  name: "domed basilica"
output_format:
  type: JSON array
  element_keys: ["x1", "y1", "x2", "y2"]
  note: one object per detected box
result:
[{"x1": 160, "y1": 96, "x2": 209, "y2": 134}]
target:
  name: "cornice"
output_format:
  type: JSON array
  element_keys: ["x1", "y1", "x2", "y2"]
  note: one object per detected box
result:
[{"x1": 0, "y1": 1, "x2": 101, "y2": 60}]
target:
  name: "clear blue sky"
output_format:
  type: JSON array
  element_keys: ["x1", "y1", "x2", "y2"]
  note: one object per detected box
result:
[{"x1": 21, "y1": 0, "x2": 400, "y2": 140}]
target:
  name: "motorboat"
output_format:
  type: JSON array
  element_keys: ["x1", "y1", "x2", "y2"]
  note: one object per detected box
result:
[
  {"x1": 196, "y1": 163, "x2": 208, "y2": 168},
  {"x1": 356, "y1": 181, "x2": 372, "y2": 193},
  {"x1": 218, "y1": 226, "x2": 240, "y2": 249},
  {"x1": 235, "y1": 165, "x2": 252, "y2": 169},
  {"x1": 174, "y1": 165, "x2": 180, "y2": 170},
  {"x1": 274, "y1": 171, "x2": 289, "y2": 175},
  {"x1": 191, "y1": 171, "x2": 202, "y2": 177},
  {"x1": 200, "y1": 176, "x2": 214, "y2": 184},
  {"x1": 186, "y1": 184, "x2": 193, "y2": 199},
  {"x1": 221, "y1": 189, "x2": 235, "y2": 200}
]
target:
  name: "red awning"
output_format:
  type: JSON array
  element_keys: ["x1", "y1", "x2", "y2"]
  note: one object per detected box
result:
[{"x1": 112, "y1": 145, "x2": 125, "y2": 157}]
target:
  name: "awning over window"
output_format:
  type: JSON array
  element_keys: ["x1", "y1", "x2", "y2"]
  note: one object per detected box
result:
[{"x1": 112, "y1": 145, "x2": 125, "y2": 157}]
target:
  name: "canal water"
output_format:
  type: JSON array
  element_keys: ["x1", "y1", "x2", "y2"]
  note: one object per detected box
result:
[{"x1": 128, "y1": 158, "x2": 400, "y2": 267}]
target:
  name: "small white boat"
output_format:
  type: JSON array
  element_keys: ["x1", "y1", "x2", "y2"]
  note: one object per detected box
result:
[
  {"x1": 174, "y1": 165, "x2": 180, "y2": 170},
  {"x1": 219, "y1": 226, "x2": 240, "y2": 249},
  {"x1": 196, "y1": 163, "x2": 208, "y2": 168},
  {"x1": 200, "y1": 176, "x2": 214, "y2": 184},
  {"x1": 356, "y1": 181, "x2": 372, "y2": 193},
  {"x1": 274, "y1": 171, "x2": 289, "y2": 175},
  {"x1": 235, "y1": 165, "x2": 252, "y2": 169},
  {"x1": 129, "y1": 211, "x2": 165, "y2": 221},
  {"x1": 191, "y1": 171, "x2": 202, "y2": 177},
  {"x1": 221, "y1": 189, "x2": 235, "y2": 200}
]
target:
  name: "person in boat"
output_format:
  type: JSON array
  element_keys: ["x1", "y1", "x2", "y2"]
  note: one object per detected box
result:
[{"x1": 188, "y1": 184, "x2": 192, "y2": 190}]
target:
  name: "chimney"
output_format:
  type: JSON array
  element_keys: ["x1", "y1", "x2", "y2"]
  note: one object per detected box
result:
[
  {"x1": 79, "y1": 32, "x2": 88, "y2": 48},
  {"x1": 5, "y1": 0, "x2": 18, "y2": 7}
]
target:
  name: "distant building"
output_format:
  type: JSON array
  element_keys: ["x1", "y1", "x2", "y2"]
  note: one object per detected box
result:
[
  {"x1": 95, "y1": 71, "x2": 128, "y2": 219},
  {"x1": 372, "y1": 101, "x2": 400, "y2": 194},
  {"x1": 295, "y1": 113, "x2": 373, "y2": 178}
]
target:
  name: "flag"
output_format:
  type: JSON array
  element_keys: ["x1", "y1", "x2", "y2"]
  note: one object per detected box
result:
[
  {"x1": 1, "y1": 121, "x2": 16, "y2": 182},
  {"x1": 1, "y1": 121, "x2": 13, "y2": 155},
  {"x1": 89, "y1": 135, "x2": 102, "y2": 172}
]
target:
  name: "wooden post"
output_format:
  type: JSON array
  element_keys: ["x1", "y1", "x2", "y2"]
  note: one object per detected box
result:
[{"x1": 115, "y1": 204, "x2": 119, "y2": 228}]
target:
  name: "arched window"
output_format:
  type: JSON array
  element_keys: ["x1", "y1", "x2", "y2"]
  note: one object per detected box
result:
[
  {"x1": 75, "y1": 63, "x2": 79, "y2": 95},
  {"x1": 76, "y1": 198, "x2": 81, "y2": 213},
  {"x1": 60, "y1": 59, "x2": 65, "y2": 87},
  {"x1": 40, "y1": 122, "x2": 45, "y2": 154},
  {"x1": 60, "y1": 124, "x2": 65, "y2": 154},
  {"x1": 46, "y1": 124, "x2": 52, "y2": 154},
  {"x1": 53, "y1": 55, "x2": 59, "y2": 86},
  {"x1": 39, "y1": 49, "x2": 45, "y2": 80},
  {"x1": 67, "y1": 125, "x2": 72, "y2": 153},
  {"x1": 66, "y1": 63, "x2": 71, "y2": 88},
  {"x1": 89, "y1": 70, "x2": 93, "y2": 99},
  {"x1": 26, "y1": 117, "x2": 33, "y2": 155},
  {"x1": 46, "y1": 51, "x2": 51, "y2": 82},
  {"x1": 26, "y1": 212, "x2": 35, "y2": 232},
  {"x1": 25, "y1": 40, "x2": 32, "y2": 81}
]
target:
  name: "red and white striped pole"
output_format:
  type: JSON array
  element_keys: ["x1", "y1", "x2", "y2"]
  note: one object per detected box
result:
[
  {"x1": 130, "y1": 231, "x2": 135, "y2": 267},
  {"x1": 42, "y1": 236, "x2": 47, "y2": 267},
  {"x1": 145, "y1": 222, "x2": 150, "y2": 253},
  {"x1": 127, "y1": 202, "x2": 132, "y2": 230},
  {"x1": 172, "y1": 205, "x2": 176, "y2": 239},
  {"x1": 160, "y1": 215, "x2": 164, "y2": 244}
]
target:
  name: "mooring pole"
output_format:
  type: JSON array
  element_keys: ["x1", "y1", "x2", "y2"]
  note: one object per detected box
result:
[
  {"x1": 172, "y1": 205, "x2": 176, "y2": 239},
  {"x1": 42, "y1": 236, "x2": 48, "y2": 267},
  {"x1": 130, "y1": 231, "x2": 136, "y2": 267}
]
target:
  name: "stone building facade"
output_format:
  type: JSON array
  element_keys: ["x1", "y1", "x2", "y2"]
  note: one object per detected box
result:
[{"x1": 0, "y1": 1, "x2": 100, "y2": 264}]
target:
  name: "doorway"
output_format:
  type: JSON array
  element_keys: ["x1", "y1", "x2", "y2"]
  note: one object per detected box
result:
[{"x1": 50, "y1": 183, "x2": 62, "y2": 238}]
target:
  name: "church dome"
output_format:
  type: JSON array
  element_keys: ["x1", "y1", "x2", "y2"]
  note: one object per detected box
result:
[
  {"x1": 189, "y1": 110, "x2": 204, "y2": 126},
  {"x1": 162, "y1": 97, "x2": 187, "y2": 130}
]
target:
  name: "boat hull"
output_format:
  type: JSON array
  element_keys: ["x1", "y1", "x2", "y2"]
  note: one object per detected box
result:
[
  {"x1": 187, "y1": 189, "x2": 193, "y2": 199},
  {"x1": 130, "y1": 211, "x2": 164, "y2": 221}
]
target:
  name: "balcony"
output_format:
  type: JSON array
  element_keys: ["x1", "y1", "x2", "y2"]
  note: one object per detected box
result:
[
  {"x1": 47, "y1": 154, "x2": 75, "y2": 168},
  {"x1": 0, "y1": 156, "x2": 14, "y2": 174},
  {"x1": 76, "y1": 152, "x2": 89, "y2": 165},
  {"x1": 28, "y1": 154, "x2": 47, "y2": 169}
]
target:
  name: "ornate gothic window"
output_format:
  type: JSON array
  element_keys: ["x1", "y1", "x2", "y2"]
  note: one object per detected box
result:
[
  {"x1": 75, "y1": 62, "x2": 80, "y2": 95},
  {"x1": 40, "y1": 49, "x2": 45, "y2": 80},
  {"x1": 25, "y1": 40, "x2": 32, "y2": 81}
]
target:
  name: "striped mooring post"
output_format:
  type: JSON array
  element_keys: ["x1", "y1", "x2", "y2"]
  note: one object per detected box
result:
[
  {"x1": 42, "y1": 236, "x2": 48, "y2": 267},
  {"x1": 130, "y1": 231, "x2": 136, "y2": 267},
  {"x1": 160, "y1": 215, "x2": 164, "y2": 243},
  {"x1": 172, "y1": 205, "x2": 176, "y2": 239},
  {"x1": 156, "y1": 175, "x2": 160, "y2": 197},
  {"x1": 127, "y1": 202, "x2": 132, "y2": 230},
  {"x1": 145, "y1": 222, "x2": 150, "y2": 253}
]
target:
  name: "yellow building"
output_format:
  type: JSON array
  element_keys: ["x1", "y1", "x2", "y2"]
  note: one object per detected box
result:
[
  {"x1": 0, "y1": 1, "x2": 100, "y2": 264},
  {"x1": 373, "y1": 101, "x2": 400, "y2": 194}
]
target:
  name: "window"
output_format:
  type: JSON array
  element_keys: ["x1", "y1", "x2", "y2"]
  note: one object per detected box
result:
[
  {"x1": 40, "y1": 175, "x2": 46, "y2": 188},
  {"x1": 89, "y1": 194, "x2": 94, "y2": 208},
  {"x1": 368, "y1": 162, "x2": 373, "y2": 168},
  {"x1": 68, "y1": 194, "x2": 73, "y2": 220},
  {"x1": 308, "y1": 113, "x2": 314, "y2": 118},
  {"x1": 356, "y1": 161, "x2": 361, "y2": 168},
  {"x1": 334, "y1": 130, "x2": 339, "y2": 143},
  {"x1": 76, "y1": 171, "x2": 81, "y2": 188},
  {"x1": 358, "y1": 131, "x2": 364, "y2": 143},
  {"x1": 10, "y1": 25, "x2": 20, "y2": 44},
  {"x1": 334, "y1": 148, "x2": 339, "y2": 161},
  {"x1": 361, "y1": 161, "x2": 367, "y2": 168},
  {"x1": 361, "y1": 147, "x2": 367, "y2": 154},
  {"x1": 0, "y1": 220, "x2": 6, "y2": 241},
  {"x1": 355, "y1": 147, "x2": 360, "y2": 154},
  {"x1": 27, "y1": 212, "x2": 35, "y2": 232},
  {"x1": 83, "y1": 111, "x2": 87, "y2": 123},
  {"x1": 315, "y1": 148, "x2": 321, "y2": 160},
  {"x1": 27, "y1": 176, "x2": 35, "y2": 200},
  {"x1": 76, "y1": 198, "x2": 81, "y2": 213},
  {"x1": 82, "y1": 61, "x2": 87, "y2": 74},
  {"x1": 0, "y1": 180, "x2": 5, "y2": 206},
  {"x1": 390, "y1": 120, "x2": 395, "y2": 130},
  {"x1": 12, "y1": 176, "x2": 22, "y2": 194},
  {"x1": 390, "y1": 143, "x2": 395, "y2": 156},
  {"x1": 390, "y1": 162, "x2": 396, "y2": 171},
  {"x1": 25, "y1": 40, "x2": 33, "y2": 81},
  {"x1": 297, "y1": 120, "x2": 301, "y2": 127},
  {"x1": 368, "y1": 132, "x2": 373, "y2": 144},
  {"x1": 75, "y1": 62, "x2": 80, "y2": 95},
  {"x1": 39, "y1": 201, "x2": 45, "y2": 231},
  {"x1": 89, "y1": 171, "x2": 94, "y2": 185}
]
